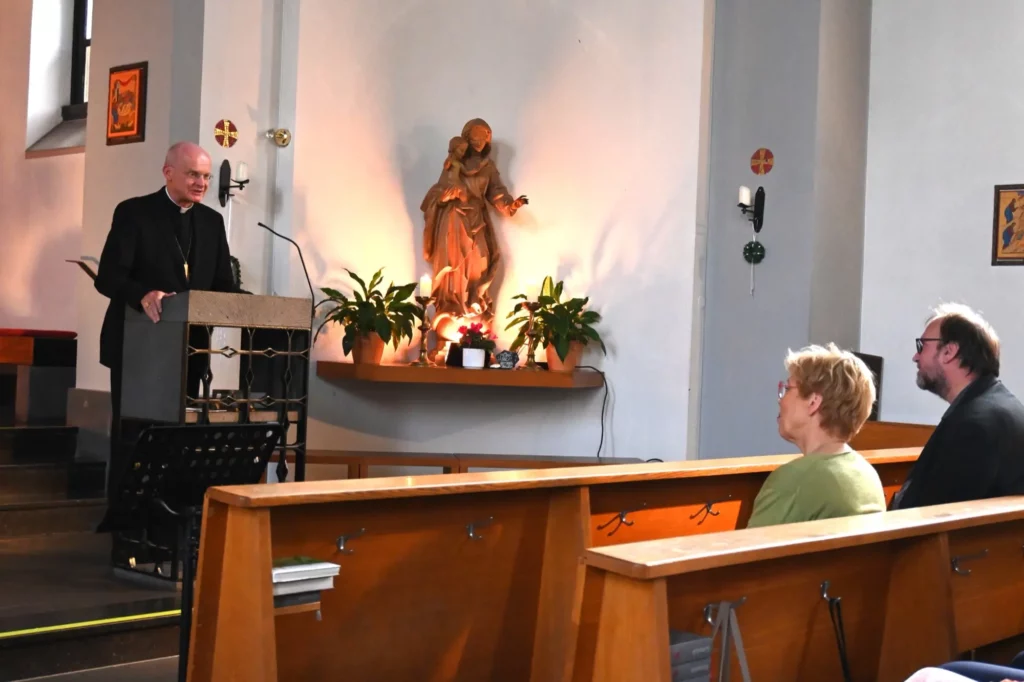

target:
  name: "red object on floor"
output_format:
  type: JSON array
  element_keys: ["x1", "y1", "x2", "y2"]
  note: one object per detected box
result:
[{"x1": 0, "y1": 329, "x2": 77, "y2": 339}]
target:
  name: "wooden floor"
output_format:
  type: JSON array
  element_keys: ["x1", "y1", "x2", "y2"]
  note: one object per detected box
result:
[{"x1": 12, "y1": 657, "x2": 176, "y2": 682}]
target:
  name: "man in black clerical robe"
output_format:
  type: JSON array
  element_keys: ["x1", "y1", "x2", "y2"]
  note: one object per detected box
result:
[{"x1": 94, "y1": 141, "x2": 239, "y2": 504}]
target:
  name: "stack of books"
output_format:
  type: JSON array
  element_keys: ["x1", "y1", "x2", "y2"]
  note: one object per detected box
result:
[
  {"x1": 271, "y1": 556, "x2": 341, "y2": 609},
  {"x1": 669, "y1": 630, "x2": 712, "y2": 682}
]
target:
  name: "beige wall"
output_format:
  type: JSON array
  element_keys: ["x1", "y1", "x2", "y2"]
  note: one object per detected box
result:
[{"x1": 0, "y1": 0, "x2": 84, "y2": 332}]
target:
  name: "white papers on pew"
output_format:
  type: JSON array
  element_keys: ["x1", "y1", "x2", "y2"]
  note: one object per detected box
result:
[{"x1": 271, "y1": 559, "x2": 340, "y2": 597}]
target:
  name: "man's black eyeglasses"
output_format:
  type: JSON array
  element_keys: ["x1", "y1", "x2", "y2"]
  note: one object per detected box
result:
[{"x1": 916, "y1": 337, "x2": 942, "y2": 353}]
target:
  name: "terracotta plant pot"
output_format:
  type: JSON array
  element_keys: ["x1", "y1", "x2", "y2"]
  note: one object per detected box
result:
[
  {"x1": 352, "y1": 333, "x2": 386, "y2": 365},
  {"x1": 545, "y1": 341, "x2": 584, "y2": 372}
]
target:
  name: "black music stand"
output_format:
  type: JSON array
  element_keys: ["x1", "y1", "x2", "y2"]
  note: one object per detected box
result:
[{"x1": 102, "y1": 423, "x2": 282, "y2": 682}]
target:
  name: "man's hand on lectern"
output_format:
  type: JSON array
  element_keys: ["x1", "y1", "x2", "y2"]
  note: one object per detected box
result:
[{"x1": 140, "y1": 290, "x2": 175, "y2": 323}]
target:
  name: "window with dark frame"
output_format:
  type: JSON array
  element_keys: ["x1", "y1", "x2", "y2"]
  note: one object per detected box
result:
[{"x1": 63, "y1": 0, "x2": 92, "y2": 121}]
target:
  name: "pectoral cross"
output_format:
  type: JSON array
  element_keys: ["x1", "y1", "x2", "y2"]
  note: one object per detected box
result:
[{"x1": 184, "y1": 263, "x2": 190, "y2": 281}]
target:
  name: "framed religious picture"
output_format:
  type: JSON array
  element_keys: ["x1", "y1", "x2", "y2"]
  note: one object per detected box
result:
[
  {"x1": 105, "y1": 62, "x2": 147, "y2": 146},
  {"x1": 993, "y1": 184, "x2": 1024, "y2": 265}
]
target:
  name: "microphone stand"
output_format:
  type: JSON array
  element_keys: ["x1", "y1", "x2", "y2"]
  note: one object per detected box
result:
[
  {"x1": 255, "y1": 221, "x2": 317, "y2": 485},
  {"x1": 257, "y1": 222, "x2": 315, "y2": 320}
]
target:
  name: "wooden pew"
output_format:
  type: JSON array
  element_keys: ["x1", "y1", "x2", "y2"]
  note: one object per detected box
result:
[
  {"x1": 187, "y1": 448, "x2": 917, "y2": 682},
  {"x1": 851, "y1": 419, "x2": 934, "y2": 450},
  {"x1": 575, "y1": 496, "x2": 1024, "y2": 682},
  {"x1": 281, "y1": 450, "x2": 645, "y2": 480}
]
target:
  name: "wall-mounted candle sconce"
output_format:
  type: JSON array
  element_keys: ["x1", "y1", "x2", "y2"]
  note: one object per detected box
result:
[
  {"x1": 737, "y1": 185, "x2": 765, "y2": 234},
  {"x1": 738, "y1": 185, "x2": 767, "y2": 295},
  {"x1": 218, "y1": 159, "x2": 250, "y2": 207}
]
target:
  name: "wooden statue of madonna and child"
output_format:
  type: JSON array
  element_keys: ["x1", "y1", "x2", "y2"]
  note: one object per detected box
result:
[{"x1": 420, "y1": 118, "x2": 528, "y2": 353}]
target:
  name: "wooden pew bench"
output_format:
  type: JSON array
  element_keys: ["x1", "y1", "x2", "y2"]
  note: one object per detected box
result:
[
  {"x1": 186, "y1": 448, "x2": 918, "y2": 682},
  {"x1": 576, "y1": 496, "x2": 1024, "y2": 682},
  {"x1": 851, "y1": 419, "x2": 935, "y2": 450}
]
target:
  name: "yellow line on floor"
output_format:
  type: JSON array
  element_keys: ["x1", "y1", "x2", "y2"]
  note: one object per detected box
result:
[{"x1": 0, "y1": 610, "x2": 180, "y2": 640}]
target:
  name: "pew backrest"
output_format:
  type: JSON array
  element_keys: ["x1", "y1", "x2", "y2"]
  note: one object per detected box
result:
[
  {"x1": 578, "y1": 496, "x2": 1024, "y2": 682},
  {"x1": 190, "y1": 448, "x2": 920, "y2": 682}
]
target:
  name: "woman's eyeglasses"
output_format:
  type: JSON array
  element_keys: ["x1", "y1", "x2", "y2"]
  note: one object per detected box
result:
[
  {"x1": 778, "y1": 381, "x2": 794, "y2": 400},
  {"x1": 915, "y1": 337, "x2": 941, "y2": 353}
]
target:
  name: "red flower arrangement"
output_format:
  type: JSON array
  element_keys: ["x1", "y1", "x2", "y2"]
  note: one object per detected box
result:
[{"x1": 458, "y1": 322, "x2": 497, "y2": 352}]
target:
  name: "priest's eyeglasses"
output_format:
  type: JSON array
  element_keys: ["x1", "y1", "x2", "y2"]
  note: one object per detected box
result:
[{"x1": 915, "y1": 337, "x2": 942, "y2": 353}]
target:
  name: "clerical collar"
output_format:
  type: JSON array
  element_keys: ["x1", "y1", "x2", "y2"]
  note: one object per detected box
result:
[{"x1": 165, "y1": 187, "x2": 193, "y2": 214}]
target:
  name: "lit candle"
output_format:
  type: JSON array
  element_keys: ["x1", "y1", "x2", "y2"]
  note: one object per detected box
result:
[
  {"x1": 738, "y1": 185, "x2": 751, "y2": 206},
  {"x1": 419, "y1": 274, "x2": 432, "y2": 297},
  {"x1": 526, "y1": 283, "x2": 540, "y2": 301},
  {"x1": 235, "y1": 162, "x2": 249, "y2": 183}
]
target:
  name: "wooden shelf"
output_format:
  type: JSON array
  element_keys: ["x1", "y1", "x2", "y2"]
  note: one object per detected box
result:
[
  {"x1": 316, "y1": 362, "x2": 604, "y2": 389},
  {"x1": 275, "y1": 600, "x2": 321, "y2": 617}
]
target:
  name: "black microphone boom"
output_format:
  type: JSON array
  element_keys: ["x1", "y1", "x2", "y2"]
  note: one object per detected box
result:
[{"x1": 257, "y1": 222, "x2": 315, "y2": 318}]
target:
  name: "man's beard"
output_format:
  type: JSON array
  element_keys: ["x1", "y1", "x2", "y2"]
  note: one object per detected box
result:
[{"x1": 916, "y1": 367, "x2": 948, "y2": 397}]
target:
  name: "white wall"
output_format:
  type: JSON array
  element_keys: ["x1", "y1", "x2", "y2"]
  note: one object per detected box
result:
[
  {"x1": 809, "y1": 0, "x2": 871, "y2": 350},
  {"x1": 26, "y1": 0, "x2": 74, "y2": 147},
  {"x1": 291, "y1": 0, "x2": 708, "y2": 458},
  {"x1": 0, "y1": 0, "x2": 83, "y2": 331},
  {"x1": 699, "y1": 0, "x2": 872, "y2": 458},
  {"x1": 699, "y1": 0, "x2": 823, "y2": 458},
  {"x1": 197, "y1": 0, "x2": 284, "y2": 298},
  {"x1": 863, "y1": 0, "x2": 1024, "y2": 424}
]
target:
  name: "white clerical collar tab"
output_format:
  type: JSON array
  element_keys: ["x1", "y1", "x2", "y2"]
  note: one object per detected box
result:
[{"x1": 165, "y1": 187, "x2": 193, "y2": 213}]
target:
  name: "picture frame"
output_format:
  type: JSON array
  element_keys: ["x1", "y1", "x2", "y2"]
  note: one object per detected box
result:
[
  {"x1": 105, "y1": 61, "x2": 147, "y2": 146},
  {"x1": 992, "y1": 184, "x2": 1024, "y2": 265}
]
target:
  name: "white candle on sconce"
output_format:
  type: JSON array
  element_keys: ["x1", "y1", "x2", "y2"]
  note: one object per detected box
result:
[
  {"x1": 235, "y1": 162, "x2": 249, "y2": 183},
  {"x1": 738, "y1": 185, "x2": 751, "y2": 206},
  {"x1": 419, "y1": 274, "x2": 432, "y2": 297}
]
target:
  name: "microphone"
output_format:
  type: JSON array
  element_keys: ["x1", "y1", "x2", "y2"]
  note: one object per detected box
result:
[{"x1": 257, "y1": 222, "x2": 315, "y2": 317}]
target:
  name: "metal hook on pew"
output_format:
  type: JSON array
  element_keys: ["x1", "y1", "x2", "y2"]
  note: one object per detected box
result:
[
  {"x1": 336, "y1": 528, "x2": 366, "y2": 554},
  {"x1": 821, "y1": 581, "x2": 853, "y2": 681},
  {"x1": 951, "y1": 549, "x2": 989, "y2": 576},
  {"x1": 703, "y1": 596, "x2": 748, "y2": 625},
  {"x1": 596, "y1": 502, "x2": 647, "y2": 537},
  {"x1": 467, "y1": 516, "x2": 494, "y2": 541},
  {"x1": 689, "y1": 495, "x2": 733, "y2": 526}
]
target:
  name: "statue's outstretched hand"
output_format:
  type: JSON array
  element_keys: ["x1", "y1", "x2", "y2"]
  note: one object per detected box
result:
[
  {"x1": 512, "y1": 195, "x2": 529, "y2": 210},
  {"x1": 440, "y1": 185, "x2": 465, "y2": 203}
]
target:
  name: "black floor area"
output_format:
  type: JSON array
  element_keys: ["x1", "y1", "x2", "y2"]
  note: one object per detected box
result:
[
  {"x1": 11, "y1": 656, "x2": 177, "y2": 682},
  {"x1": 0, "y1": 532, "x2": 179, "y2": 626},
  {"x1": 0, "y1": 423, "x2": 180, "y2": 681}
]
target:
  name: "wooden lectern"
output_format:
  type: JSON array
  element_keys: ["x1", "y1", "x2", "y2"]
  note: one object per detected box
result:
[{"x1": 113, "y1": 291, "x2": 311, "y2": 579}]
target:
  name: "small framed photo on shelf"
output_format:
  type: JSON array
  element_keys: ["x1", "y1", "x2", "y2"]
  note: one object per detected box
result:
[
  {"x1": 105, "y1": 61, "x2": 148, "y2": 146},
  {"x1": 992, "y1": 183, "x2": 1024, "y2": 265}
]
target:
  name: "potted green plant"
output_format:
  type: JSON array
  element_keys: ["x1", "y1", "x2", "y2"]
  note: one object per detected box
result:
[
  {"x1": 458, "y1": 322, "x2": 496, "y2": 369},
  {"x1": 317, "y1": 268, "x2": 419, "y2": 365},
  {"x1": 506, "y1": 276, "x2": 606, "y2": 372},
  {"x1": 505, "y1": 276, "x2": 558, "y2": 356}
]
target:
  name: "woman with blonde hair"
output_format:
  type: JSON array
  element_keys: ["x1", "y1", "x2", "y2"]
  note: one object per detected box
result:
[{"x1": 746, "y1": 343, "x2": 887, "y2": 528}]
